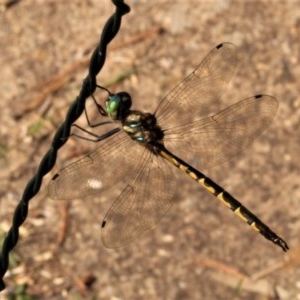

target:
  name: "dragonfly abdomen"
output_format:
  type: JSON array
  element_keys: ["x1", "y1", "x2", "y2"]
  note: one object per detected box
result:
[{"x1": 159, "y1": 145, "x2": 289, "y2": 251}]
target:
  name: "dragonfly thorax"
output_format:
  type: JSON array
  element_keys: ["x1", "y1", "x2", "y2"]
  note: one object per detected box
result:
[
  {"x1": 122, "y1": 111, "x2": 164, "y2": 153},
  {"x1": 106, "y1": 92, "x2": 164, "y2": 152}
]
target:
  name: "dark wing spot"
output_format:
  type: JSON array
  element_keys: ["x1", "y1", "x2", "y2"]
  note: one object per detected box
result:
[
  {"x1": 101, "y1": 220, "x2": 106, "y2": 228},
  {"x1": 216, "y1": 43, "x2": 223, "y2": 49},
  {"x1": 51, "y1": 173, "x2": 60, "y2": 180}
]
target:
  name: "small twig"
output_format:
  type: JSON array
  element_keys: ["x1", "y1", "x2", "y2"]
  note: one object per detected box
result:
[
  {"x1": 251, "y1": 244, "x2": 300, "y2": 280},
  {"x1": 14, "y1": 26, "x2": 164, "y2": 119},
  {"x1": 192, "y1": 256, "x2": 249, "y2": 280},
  {"x1": 56, "y1": 201, "x2": 70, "y2": 248}
]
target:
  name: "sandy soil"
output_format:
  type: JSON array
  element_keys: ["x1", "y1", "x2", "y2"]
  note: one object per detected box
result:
[{"x1": 0, "y1": 0, "x2": 299, "y2": 299}]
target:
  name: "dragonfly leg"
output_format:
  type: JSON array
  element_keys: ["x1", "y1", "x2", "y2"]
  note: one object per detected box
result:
[{"x1": 70, "y1": 124, "x2": 120, "y2": 142}]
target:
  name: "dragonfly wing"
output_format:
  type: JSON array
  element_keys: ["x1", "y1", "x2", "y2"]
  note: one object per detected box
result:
[
  {"x1": 164, "y1": 95, "x2": 278, "y2": 169},
  {"x1": 155, "y1": 43, "x2": 238, "y2": 130},
  {"x1": 48, "y1": 130, "x2": 138, "y2": 200},
  {"x1": 101, "y1": 148, "x2": 176, "y2": 248}
]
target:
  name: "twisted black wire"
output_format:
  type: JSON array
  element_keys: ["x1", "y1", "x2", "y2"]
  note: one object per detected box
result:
[{"x1": 0, "y1": 0, "x2": 130, "y2": 291}]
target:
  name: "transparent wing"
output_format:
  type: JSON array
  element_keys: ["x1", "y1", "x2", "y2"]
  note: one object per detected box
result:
[
  {"x1": 48, "y1": 130, "x2": 139, "y2": 200},
  {"x1": 155, "y1": 43, "x2": 238, "y2": 130},
  {"x1": 101, "y1": 148, "x2": 176, "y2": 248},
  {"x1": 164, "y1": 95, "x2": 278, "y2": 170},
  {"x1": 155, "y1": 42, "x2": 278, "y2": 169}
]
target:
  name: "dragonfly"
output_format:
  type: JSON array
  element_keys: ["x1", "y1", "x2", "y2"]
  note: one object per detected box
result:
[{"x1": 49, "y1": 42, "x2": 289, "y2": 251}]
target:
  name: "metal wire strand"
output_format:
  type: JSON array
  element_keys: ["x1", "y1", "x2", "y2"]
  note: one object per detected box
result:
[{"x1": 0, "y1": 0, "x2": 130, "y2": 291}]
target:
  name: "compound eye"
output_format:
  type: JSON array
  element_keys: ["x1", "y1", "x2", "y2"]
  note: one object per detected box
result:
[{"x1": 106, "y1": 95, "x2": 121, "y2": 120}]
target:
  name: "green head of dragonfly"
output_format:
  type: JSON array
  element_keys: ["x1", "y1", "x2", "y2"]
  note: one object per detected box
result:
[{"x1": 106, "y1": 92, "x2": 132, "y2": 121}]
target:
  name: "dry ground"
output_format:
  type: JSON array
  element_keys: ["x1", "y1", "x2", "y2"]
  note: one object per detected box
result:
[{"x1": 0, "y1": 0, "x2": 299, "y2": 299}]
